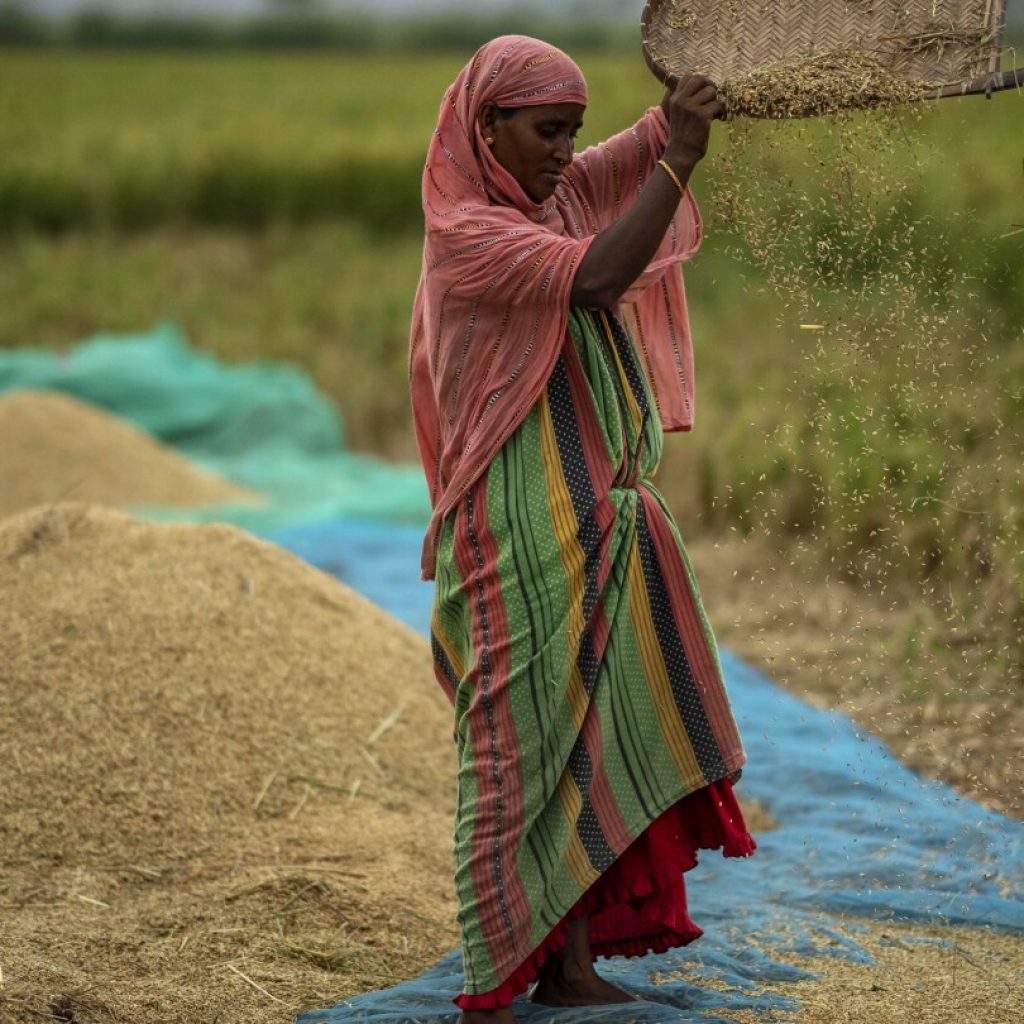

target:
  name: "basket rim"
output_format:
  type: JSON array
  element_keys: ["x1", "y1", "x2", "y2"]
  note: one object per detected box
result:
[{"x1": 640, "y1": 0, "x2": 672, "y2": 85}]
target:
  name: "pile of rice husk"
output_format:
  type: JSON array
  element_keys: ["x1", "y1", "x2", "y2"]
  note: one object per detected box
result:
[
  {"x1": 0, "y1": 390, "x2": 258, "y2": 516},
  {"x1": 720, "y1": 51, "x2": 927, "y2": 119},
  {"x1": 0, "y1": 502, "x2": 458, "y2": 1023}
]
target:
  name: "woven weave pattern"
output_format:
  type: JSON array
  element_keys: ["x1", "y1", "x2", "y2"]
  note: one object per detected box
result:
[{"x1": 642, "y1": 0, "x2": 1006, "y2": 87}]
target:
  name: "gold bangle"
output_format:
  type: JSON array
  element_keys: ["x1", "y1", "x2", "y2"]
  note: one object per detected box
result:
[{"x1": 657, "y1": 158, "x2": 685, "y2": 197}]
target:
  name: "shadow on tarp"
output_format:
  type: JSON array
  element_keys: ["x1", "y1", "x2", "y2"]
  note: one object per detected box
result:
[
  {"x1": 0, "y1": 324, "x2": 430, "y2": 532},
  {"x1": 274, "y1": 518, "x2": 1024, "y2": 1024}
]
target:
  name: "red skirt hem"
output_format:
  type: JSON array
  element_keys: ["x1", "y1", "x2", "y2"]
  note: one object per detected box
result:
[{"x1": 455, "y1": 777, "x2": 755, "y2": 1010}]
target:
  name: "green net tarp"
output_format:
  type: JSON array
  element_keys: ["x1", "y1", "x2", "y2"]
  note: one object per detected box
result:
[{"x1": 0, "y1": 323, "x2": 430, "y2": 533}]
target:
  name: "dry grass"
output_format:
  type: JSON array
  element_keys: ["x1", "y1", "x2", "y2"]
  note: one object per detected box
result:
[
  {"x1": 0, "y1": 804, "x2": 459, "y2": 1024},
  {"x1": 655, "y1": 917, "x2": 1024, "y2": 1024},
  {"x1": 684, "y1": 533, "x2": 1023, "y2": 820}
]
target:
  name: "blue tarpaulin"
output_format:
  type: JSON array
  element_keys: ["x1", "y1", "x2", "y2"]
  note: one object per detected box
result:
[{"x1": 276, "y1": 519, "x2": 1024, "y2": 1024}]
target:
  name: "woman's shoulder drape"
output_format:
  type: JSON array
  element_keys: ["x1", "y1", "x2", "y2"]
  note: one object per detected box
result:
[{"x1": 412, "y1": 107, "x2": 704, "y2": 580}]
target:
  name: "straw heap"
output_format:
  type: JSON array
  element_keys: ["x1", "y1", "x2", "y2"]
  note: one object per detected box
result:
[
  {"x1": 0, "y1": 389, "x2": 258, "y2": 516},
  {"x1": 0, "y1": 503, "x2": 457, "y2": 1023}
]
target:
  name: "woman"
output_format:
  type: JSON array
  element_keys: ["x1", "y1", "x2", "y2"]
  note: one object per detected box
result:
[{"x1": 409, "y1": 36, "x2": 755, "y2": 1022}]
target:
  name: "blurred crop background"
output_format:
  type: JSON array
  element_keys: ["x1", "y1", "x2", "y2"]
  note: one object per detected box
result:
[{"x1": 1, "y1": 0, "x2": 1022, "y2": 811}]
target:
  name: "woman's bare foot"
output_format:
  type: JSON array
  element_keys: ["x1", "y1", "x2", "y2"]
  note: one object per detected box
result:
[
  {"x1": 459, "y1": 1010, "x2": 516, "y2": 1024},
  {"x1": 528, "y1": 915, "x2": 639, "y2": 1007},
  {"x1": 529, "y1": 964, "x2": 638, "y2": 1006}
]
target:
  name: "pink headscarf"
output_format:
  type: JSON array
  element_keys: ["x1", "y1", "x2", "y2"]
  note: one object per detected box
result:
[{"x1": 410, "y1": 35, "x2": 703, "y2": 579}]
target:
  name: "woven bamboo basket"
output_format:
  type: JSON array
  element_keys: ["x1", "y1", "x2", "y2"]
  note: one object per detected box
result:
[{"x1": 642, "y1": 0, "x2": 1016, "y2": 113}]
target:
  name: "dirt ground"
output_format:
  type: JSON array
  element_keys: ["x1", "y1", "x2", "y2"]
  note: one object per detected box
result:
[{"x1": 685, "y1": 534, "x2": 1022, "y2": 821}]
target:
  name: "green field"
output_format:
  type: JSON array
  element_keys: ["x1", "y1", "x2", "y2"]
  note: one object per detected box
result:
[{"x1": 2, "y1": 49, "x2": 1022, "y2": 686}]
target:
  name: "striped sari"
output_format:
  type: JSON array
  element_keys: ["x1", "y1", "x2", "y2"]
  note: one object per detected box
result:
[{"x1": 430, "y1": 307, "x2": 753, "y2": 1004}]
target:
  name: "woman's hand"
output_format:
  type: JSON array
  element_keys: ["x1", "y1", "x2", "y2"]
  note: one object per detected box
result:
[{"x1": 661, "y1": 74, "x2": 723, "y2": 170}]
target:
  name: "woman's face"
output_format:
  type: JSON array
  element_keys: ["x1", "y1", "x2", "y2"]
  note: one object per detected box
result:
[{"x1": 480, "y1": 102, "x2": 586, "y2": 203}]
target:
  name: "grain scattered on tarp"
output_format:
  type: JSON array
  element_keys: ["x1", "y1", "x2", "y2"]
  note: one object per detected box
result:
[{"x1": 655, "y1": 917, "x2": 1024, "y2": 1024}]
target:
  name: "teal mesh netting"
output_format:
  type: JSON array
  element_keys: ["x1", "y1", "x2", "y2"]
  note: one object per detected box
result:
[{"x1": 0, "y1": 323, "x2": 430, "y2": 532}]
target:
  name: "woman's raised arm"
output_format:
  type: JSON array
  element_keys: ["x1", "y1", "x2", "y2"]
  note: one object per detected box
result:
[{"x1": 569, "y1": 75, "x2": 721, "y2": 310}]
